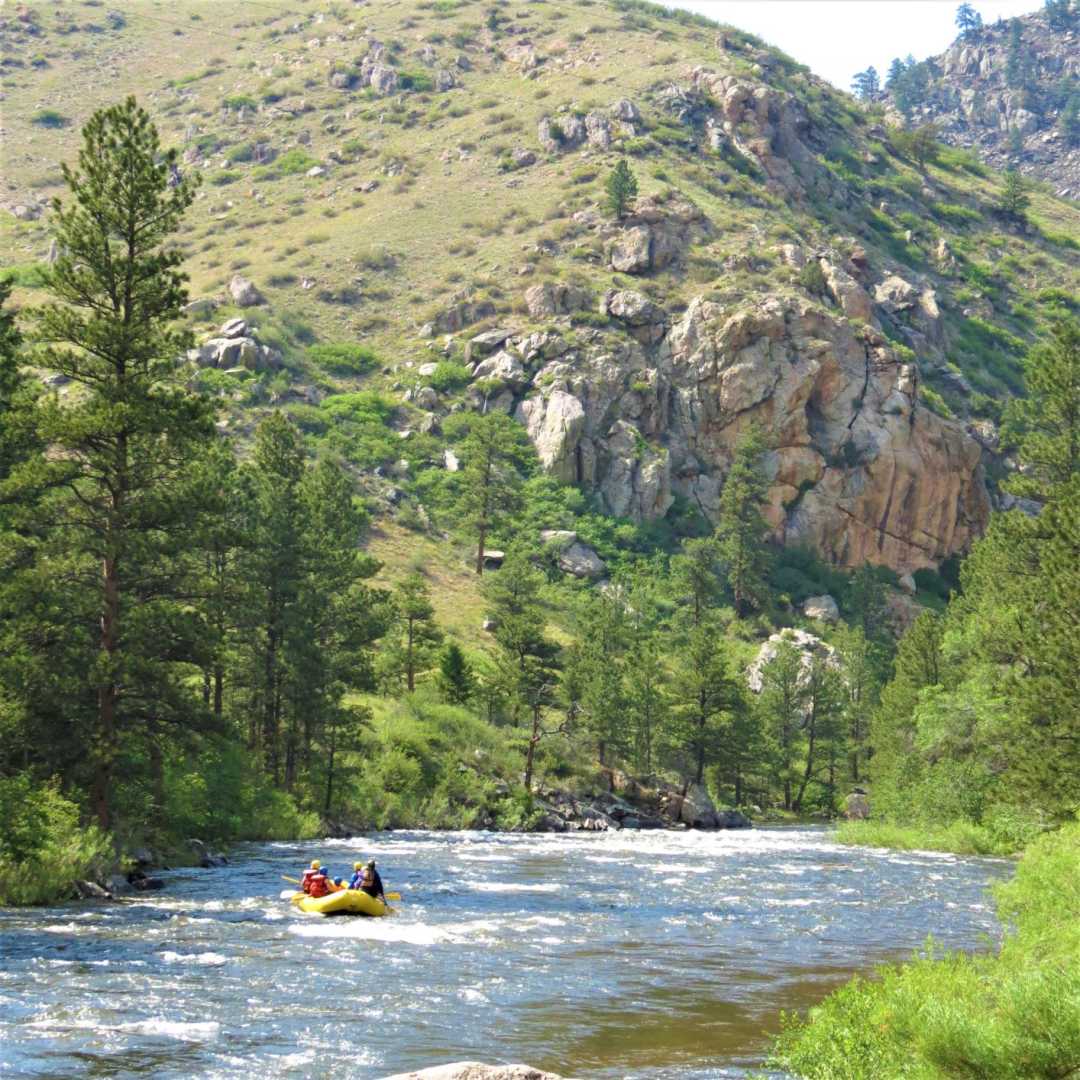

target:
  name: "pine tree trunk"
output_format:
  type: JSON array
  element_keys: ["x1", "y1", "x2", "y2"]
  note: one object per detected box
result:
[
  {"x1": 94, "y1": 552, "x2": 120, "y2": 834},
  {"x1": 475, "y1": 520, "x2": 487, "y2": 575},
  {"x1": 524, "y1": 706, "x2": 541, "y2": 791},
  {"x1": 406, "y1": 617, "x2": 415, "y2": 692}
]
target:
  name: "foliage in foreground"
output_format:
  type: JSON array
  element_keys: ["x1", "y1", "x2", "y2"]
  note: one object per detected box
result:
[
  {"x1": 834, "y1": 818, "x2": 1036, "y2": 857},
  {"x1": 0, "y1": 775, "x2": 112, "y2": 905},
  {"x1": 771, "y1": 821, "x2": 1080, "y2": 1079}
]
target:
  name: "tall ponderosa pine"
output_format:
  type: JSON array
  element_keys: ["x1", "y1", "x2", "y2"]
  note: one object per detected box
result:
[
  {"x1": 715, "y1": 427, "x2": 771, "y2": 617},
  {"x1": 605, "y1": 159, "x2": 639, "y2": 220},
  {"x1": 456, "y1": 413, "x2": 533, "y2": 575},
  {"x1": 383, "y1": 572, "x2": 443, "y2": 693},
  {"x1": 483, "y1": 551, "x2": 560, "y2": 790},
  {"x1": 11, "y1": 97, "x2": 213, "y2": 832},
  {"x1": 955, "y1": 2, "x2": 983, "y2": 38},
  {"x1": 670, "y1": 619, "x2": 740, "y2": 788},
  {"x1": 998, "y1": 169, "x2": 1031, "y2": 225},
  {"x1": 851, "y1": 66, "x2": 880, "y2": 101},
  {"x1": 437, "y1": 642, "x2": 476, "y2": 705},
  {"x1": 758, "y1": 639, "x2": 807, "y2": 812}
]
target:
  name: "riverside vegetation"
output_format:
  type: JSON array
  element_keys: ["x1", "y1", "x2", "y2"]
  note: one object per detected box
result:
[{"x1": 0, "y1": 1, "x2": 1078, "y2": 1075}]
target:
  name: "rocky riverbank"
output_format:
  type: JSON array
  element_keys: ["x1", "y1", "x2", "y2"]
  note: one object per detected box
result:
[{"x1": 383, "y1": 1065, "x2": 573, "y2": 1080}]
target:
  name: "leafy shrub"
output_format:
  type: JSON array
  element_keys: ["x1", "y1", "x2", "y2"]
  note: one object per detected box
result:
[
  {"x1": 209, "y1": 170, "x2": 241, "y2": 186},
  {"x1": 269, "y1": 148, "x2": 318, "y2": 177},
  {"x1": 222, "y1": 94, "x2": 258, "y2": 111},
  {"x1": 919, "y1": 386, "x2": 953, "y2": 419},
  {"x1": 428, "y1": 361, "x2": 471, "y2": 392},
  {"x1": 31, "y1": 109, "x2": 69, "y2": 128},
  {"x1": 798, "y1": 260, "x2": 828, "y2": 297},
  {"x1": 306, "y1": 342, "x2": 379, "y2": 375},
  {"x1": 0, "y1": 775, "x2": 112, "y2": 905},
  {"x1": 932, "y1": 201, "x2": 982, "y2": 227},
  {"x1": 399, "y1": 69, "x2": 434, "y2": 92}
]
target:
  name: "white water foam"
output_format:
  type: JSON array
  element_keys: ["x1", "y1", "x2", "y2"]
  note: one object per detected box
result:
[
  {"x1": 469, "y1": 882, "x2": 562, "y2": 893},
  {"x1": 117, "y1": 1019, "x2": 221, "y2": 1041}
]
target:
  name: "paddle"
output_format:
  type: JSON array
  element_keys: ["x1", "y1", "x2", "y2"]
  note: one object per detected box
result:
[{"x1": 281, "y1": 874, "x2": 401, "y2": 900}]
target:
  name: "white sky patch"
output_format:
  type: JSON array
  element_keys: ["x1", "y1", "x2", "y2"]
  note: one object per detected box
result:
[{"x1": 668, "y1": 1, "x2": 1042, "y2": 91}]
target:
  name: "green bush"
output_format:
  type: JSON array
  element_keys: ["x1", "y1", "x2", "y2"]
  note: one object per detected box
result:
[
  {"x1": 32, "y1": 109, "x2": 70, "y2": 128},
  {"x1": 399, "y1": 70, "x2": 434, "y2": 92},
  {"x1": 774, "y1": 822, "x2": 1080, "y2": 1078},
  {"x1": 427, "y1": 360, "x2": 471, "y2": 392},
  {"x1": 209, "y1": 170, "x2": 241, "y2": 186},
  {"x1": 0, "y1": 775, "x2": 112, "y2": 905},
  {"x1": 306, "y1": 342, "x2": 379, "y2": 375},
  {"x1": 272, "y1": 148, "x2": 319, "y2": 176},
  {"x1": 222, "y1": 94, "x2": 258, "y2": 111}
]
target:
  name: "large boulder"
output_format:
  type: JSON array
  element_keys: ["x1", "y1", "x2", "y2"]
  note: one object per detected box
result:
[
  {"x1": 524, "y1": 282, "x2": 589, "y2": 319},
  {"x1": 381, "y1": 1065, "x2": 574, "y2": 1080},
  {"x1": 540, "y1": 530, "x2": 606, "y2": 579},
  {"x1": 228, "y1": 275, "x2": 264, "y2": 307},
  {"x1": 518, "y1": 391, "x2": 586, "y2": 483},
  {"x1": 843, "y1": 791, "x2": 871, "y2": 820},
  {"x1": 802, "y1": 594, "x2": 839, "y2": 623}
]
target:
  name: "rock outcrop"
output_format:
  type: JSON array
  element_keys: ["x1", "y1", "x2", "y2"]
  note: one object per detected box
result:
[
  {"x1": 515, "y1": 292, "x2": 989, "y2": 574},
  {"x1": 885, "y1": 9, "x2": 1080, "y2": 196},
  {"x1": 187, "y1": 317, "x2": 282, "y2": 372}
]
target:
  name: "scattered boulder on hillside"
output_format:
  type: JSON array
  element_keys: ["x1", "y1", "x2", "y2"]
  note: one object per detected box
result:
[
  {"x1": 603, "y1": 193, "x2": 711, "y2": 275},
  {"x1": 820, "y1": 259, "x2": 873, "y2": 322},
  {"x1": 524, "y1": 281, "x2": 589, "y2": 319},
  {"x1": 801, "y1": 594, "x2": 839, "y2": 623},
  {"x1": 540, "y1": 530, "x2": 606, "y2": 579},
  {"x1": 187, "y1": 317, "x2": 281, "y2": 371},
  {"x1": 228, "y1": 275, "x2": 264, "y2": 307},
  {"x1": 465, "y1": 328, "x2": 513, "y2": 362},
  {"x1": 746, "y1": 628, "x2": 839, "y2": 694},
  {"x1": 603, "y1": 289, "x2": 666, "y2": 343},
  {"x1": 432, "y1": 295, "x2": 496, "y2": 334}
]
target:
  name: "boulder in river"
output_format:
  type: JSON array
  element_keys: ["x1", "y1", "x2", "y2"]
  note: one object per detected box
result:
[
  {"x1": 74, "y1": 880, "x2": 112, "y2": 900},
  {"x1": 381, "y1": 1064, "x2": 576, "y2": 1080},
  {"x1": 188, "y1": 838, "x2": 228, "y2": 868}
]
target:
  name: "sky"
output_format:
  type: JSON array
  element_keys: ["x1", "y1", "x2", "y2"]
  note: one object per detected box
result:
[{"x1": 668, "y1": 1, "x2": 1043, "y2": 91}]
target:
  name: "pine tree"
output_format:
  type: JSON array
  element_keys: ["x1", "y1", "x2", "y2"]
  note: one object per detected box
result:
[
  {"x1": 998, "y1": 168, "x2": 1031, "y2": 225},
  {"x1": 1003, "y1": 317, "x2": 1080, "y2": 501},
  {"x1": 382, "y1": 572, "x2": 443, "y2": 692},
  {"x1": 604, "y1": 159, "x2": 639, "y2": 220},
  {"x1": 241, "y1": 413, "x2": 306, "y2": 781},
  {"x1": 1006, "y1": 19, "x2": 1024, "y2": 87},
  {"x1": 885, "y1": 57, "x2": 906, "y2": 90},
  {"x1": 715, "y1": 427, "x2": 771, "y2": 617},
  {"x1": 851, "y1": 66, "x2": 880, "y2": 102},
  {"x1": 563, "y1": 589, "x2": 629, "y2": 766},
  {"x1": 483, "y1": 551, "x2": 560, "y2": 790},
  {"x1": 758, "y1": 639, "x2": 807, "y2": 811},
  {"x1": 955, "y1": 2, "x2": 983, "y2": 39},
  {"x1": 454, "y1": 413, "x2": 533, "y2": 575},
  {"x1": 438, "y1": 642, "x2": 476, "y2": 705},
  {"x1": 1044, "y1": 0, "x2": 1074, "y2": 32},
  {"x1": 791, "y1": 655, "x2": 845, "y2": 813},
  {"x1": 670, "y1": 534, "x2": 723, "y2": 627},
  {"x1": 670, "y1": 619, "x2": 740, "y2": 788},
  {"x1": 9, "y1": 97, "x2": 213, "y2": 832}
]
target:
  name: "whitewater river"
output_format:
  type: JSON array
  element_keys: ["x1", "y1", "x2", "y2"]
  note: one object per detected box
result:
[{"x1": 0, "y1": 827, "x2": 1008, "y2": 1078}]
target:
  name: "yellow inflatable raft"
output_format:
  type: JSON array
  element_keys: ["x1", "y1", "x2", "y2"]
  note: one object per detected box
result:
[{"x1": 290, "y1": 889, "x2": 388, "y2": 917}]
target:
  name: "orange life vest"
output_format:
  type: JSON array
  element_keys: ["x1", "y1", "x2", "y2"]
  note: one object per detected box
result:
[
  {"x1": 300, "y1": 869, "x2": 319, "y2": 894},
  {"x1": 308, "y1": 874, "x2": 332, "y2": 898}
]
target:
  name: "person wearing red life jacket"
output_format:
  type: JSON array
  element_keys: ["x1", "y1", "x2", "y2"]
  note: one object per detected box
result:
[
  {"x1": 307, "y1": 867, "x2": 343, "y2": 899},
  {"x1": 300, "y1": 860, "x2": 321, "y2": 894}
]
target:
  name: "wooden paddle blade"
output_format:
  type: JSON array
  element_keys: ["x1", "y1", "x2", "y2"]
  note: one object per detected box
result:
[
  {"x1": 384, "y1": 892, "x2": 401, "y2": 901},
  {"x1": 281, "y1": 875, "x2": 301, "y2": 884}
]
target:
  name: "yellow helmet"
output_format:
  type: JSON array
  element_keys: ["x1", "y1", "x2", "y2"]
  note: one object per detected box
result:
[
  {"x1": 354, "y1": 862, "x2": 363, "y2": 870},
  {"x1": 310, "y1": 860, "x2": 321, "y2": 870}
]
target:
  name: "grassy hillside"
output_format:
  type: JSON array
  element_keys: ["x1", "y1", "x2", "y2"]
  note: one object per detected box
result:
[{"x1": 3, "y1": 0, "x2": 1079, "y2": 596}]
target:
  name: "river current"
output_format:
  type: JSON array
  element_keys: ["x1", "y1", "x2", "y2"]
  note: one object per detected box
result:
[{"x1": 0, "y1": 827, "x2": 1008, "y2": 1078}]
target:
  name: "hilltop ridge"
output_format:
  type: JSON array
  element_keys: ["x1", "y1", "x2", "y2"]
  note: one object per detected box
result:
[{"x1": 882, "y1": 4, "x2": 1080, "y2": 195}]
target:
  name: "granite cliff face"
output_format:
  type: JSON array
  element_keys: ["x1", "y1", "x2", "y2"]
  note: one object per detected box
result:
[
  {"x1": 510, "y1": 281, "x2": 988, "y2": 575},
  {"x1": 886, "y1": 8, "x2": 1080, "y2": 197}
]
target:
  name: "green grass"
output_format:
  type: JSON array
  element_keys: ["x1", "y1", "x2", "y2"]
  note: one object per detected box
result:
[
  {"x1": 771, "y1": 822, "x2": 1080, "y2": 1079},
  {"x1": 834, "y1": 819, "x2": 1019, "y2": 857}
]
